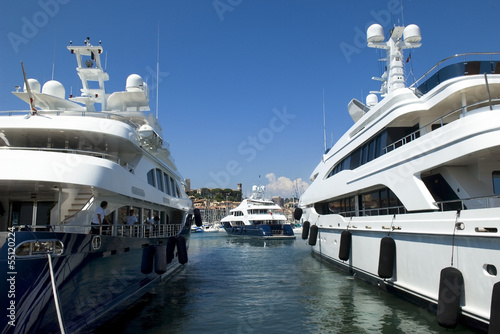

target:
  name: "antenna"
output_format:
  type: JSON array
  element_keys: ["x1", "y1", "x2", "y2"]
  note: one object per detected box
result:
[
  {"x1": 400, "y1": 0, "x2": 405, "y2": 27},
  {"x1": 323, "y1": 89, "x2": 327, "y2": 153},
  {"x1": 156, "y1": 22, "x2": 160, "y2": 119}
]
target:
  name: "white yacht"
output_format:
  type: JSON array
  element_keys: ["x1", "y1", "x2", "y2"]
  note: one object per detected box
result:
[
  {"x1": 297, "y1": 24, "x2": 500, "y2": 332},
  {"x1": 0, "y1": 38, "x2": 195, "y2": 333},
  {"x1": 222, "y1": 185, "x2": 295, "y2": 239}
]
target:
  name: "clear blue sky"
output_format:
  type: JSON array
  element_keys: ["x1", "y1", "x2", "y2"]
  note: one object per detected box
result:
[{"x1": 1, "y1": 0, "x2": 499, "y2": 198}]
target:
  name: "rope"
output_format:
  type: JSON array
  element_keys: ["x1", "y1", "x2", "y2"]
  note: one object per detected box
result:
[{"x1": 47, "y1": 254, "x2": 66, "y2": 334}]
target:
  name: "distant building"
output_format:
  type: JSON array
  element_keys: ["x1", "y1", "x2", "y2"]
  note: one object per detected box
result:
[
  {"x1": 185, "y1": 179, "x2": 191, "y2": 192},
  {"x1": 272, "y1": 196, "x2": 284, "y2": 207}
]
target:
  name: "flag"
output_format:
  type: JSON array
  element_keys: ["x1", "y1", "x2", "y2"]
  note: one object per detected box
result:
[{"x1": 406, "y1": 52, "x2": 411, "y2": 63}]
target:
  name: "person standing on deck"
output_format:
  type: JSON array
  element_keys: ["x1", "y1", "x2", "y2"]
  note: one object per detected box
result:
[{"x1": 91, "y1": 201, "x2": 111, "y2": 234}]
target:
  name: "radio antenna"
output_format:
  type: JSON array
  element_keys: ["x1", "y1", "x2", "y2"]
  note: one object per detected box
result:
[
  {"x1": 323, "y1": 89, "x2": 327, "y2": 153},
  {"x1": 156, "y1": 22, "x2": 160, "y2": 119}
]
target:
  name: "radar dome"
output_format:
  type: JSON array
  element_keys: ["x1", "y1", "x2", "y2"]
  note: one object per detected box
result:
[
  {"x1": 126, "y1": 74, "x2": 144, "y2": 92},
  {"x1": 42, "y1": 80, "x2": 65, "y2": 99},
  {"x1": 366, "y1": 94, "x2": 378, "y2": 107},
  {"x1": 403, "y1": 24, "x2": 421, "y2": 43},
  {"x1": 24, "y1": 78, "x2": 41, "y2": 93},
  {"x1": 367, "y1": 24, "x2": 384, "y2": 43},
  {"x1": 138, "y1": 124, "x2": 154, "y2": 138}
]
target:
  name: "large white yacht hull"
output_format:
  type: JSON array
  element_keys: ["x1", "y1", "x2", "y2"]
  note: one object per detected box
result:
[{"x1": 303, "y1": 207, "x2": 499, "y2": 331}]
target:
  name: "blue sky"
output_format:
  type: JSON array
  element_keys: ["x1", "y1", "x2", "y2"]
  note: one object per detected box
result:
[{"x1": 1, "y1": 0, "x2": 500, "y2": 198}]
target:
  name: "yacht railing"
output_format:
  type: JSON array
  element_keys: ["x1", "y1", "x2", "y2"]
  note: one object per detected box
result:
[
  {"x1": 0, "y1": 146, "x2": 135, "y2": 171},
  {"x1": 0, "y1": 110, "x2": 140, "y2": 129},
  {"x1": 383, "y1": 97, "x2": 500, "y2": 154},
  {"x1": 409, "y1": 52, "x2": 500, "y2": 93},
  {"x1": 10, "y1": 223, "x2": 183, "y2": 238},
  {"x1": 338, "y1": 194, "x2": 500, "y2": 217}
]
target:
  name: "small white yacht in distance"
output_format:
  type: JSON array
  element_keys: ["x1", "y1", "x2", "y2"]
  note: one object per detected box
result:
[
  {"x1": 0, "y1": 38, "x2": 196, "y2": 334},
  {"x1": 297, "y1": 24, "x2": 500, "y2": 332},
  {"x1": 222, "y1": 185, "x2": 295, "y2": 239}
]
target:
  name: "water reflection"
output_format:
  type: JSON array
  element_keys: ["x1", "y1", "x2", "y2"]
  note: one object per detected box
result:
[{"x1": 97, "y1": 233, "x2": 476, "y2": 334}]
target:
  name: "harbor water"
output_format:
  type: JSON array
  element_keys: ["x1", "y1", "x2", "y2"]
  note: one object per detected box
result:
[{"x1": 96, "y1": 233, "x2": 477, "y2": 334}]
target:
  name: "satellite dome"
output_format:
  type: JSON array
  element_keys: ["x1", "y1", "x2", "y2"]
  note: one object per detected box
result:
[
  {"x1": 367, "y1": 24, "x2": 384, "y2": 43},
  {"x1": 126, "y1": 74, "x2": 144, "y2": 92},
  {"x1": 42, "y1": 80, "x2": 65, "y2": 99},
  {"x1": 24, "y1": 78, "x2": 41, "y2": 93},
  {"x1": 403, "y1": 24, "x2": 421, "y2": 43},
  {"x1": 366, "y1": 94, "x2": 379, "y2": 107},
  {"x1": 138, "y1": 124, "x2": 154, "y2": 138}
]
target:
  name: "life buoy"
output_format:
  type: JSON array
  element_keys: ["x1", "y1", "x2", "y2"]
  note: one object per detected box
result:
[
  {"x1": 339, "y1": 230, "x2": 352, "y2": 261},
  {"x1": 177, "y1": 236, "x2": 188, "y2": 264},
  {"x1": 308, "y1": 225, "x2": 318, "y2": 246},
  {"x1": 154, "y1": 245, "x2": 167, "y2": 274},
  {"x1": 437, "y1": 267, "x2": 464, "y2": 329},
  {"x1": 378, "y1": 237, "x2": 396, "y2": 278},
  {"x1": 489, "y1": 281, "x2": 500, "y2": 334},
  {"x1": 194, "y1": 208, "x2": 202, "y2": 227},
  {"x1": 140, "y1": 245, "x2": 155, "y2": 274},
  {"x1": 301, "y1": 221, "x2": 310, "y2": 240},
  {"x1": 294, "y1": 207, "x2": 303, "y2": 220},
  {"x1": 166, "y1": 236, "x2": 177, "y2": 264}
]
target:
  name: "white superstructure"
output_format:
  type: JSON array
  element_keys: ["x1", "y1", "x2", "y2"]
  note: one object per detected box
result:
[
  {"x1": 0, "y1": 37, "x2": 192, "y2": 236},
  {"x1": 298, "y1": 24, "x2": 500, "y2": 332}
]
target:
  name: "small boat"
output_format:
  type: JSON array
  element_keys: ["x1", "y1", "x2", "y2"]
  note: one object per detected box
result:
[
  {"x1": 222, "y1": 185, "x2": 295, "y2": 240},
  {"x1": 202, "y1": 223, "x2": 223, "y2": 232},
  {"x1": 298, "y1": 23, "x2": 500, "y2": 332},
  {"x1": 0, "y1": 38, "x2": 194, "y2": 333}
]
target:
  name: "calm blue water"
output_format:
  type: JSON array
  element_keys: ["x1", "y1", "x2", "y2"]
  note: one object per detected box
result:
[{"x1": 96, "y1": 233, "x2": 477, "y2": 334}]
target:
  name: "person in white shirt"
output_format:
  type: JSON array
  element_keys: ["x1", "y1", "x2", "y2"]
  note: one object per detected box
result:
[
  {"x1": 91, "y1": 201, "x2": 111, "y2": 234},
  {"x1": 123, "y1": 209, "x2": 138, "y2": 236},
  {"x1": 126, "y1": 209, "x2": 138, "y2": 225}
]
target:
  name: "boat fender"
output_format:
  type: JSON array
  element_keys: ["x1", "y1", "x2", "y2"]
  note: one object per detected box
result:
[
  {"x1": 177, "y1": 236, "x2": 188, "y2": 265},
  {"x1": 301, "y1": 221, "x2": 310, "y2": 240},
  {"x1": 166, "y1": 236, "x2": 177, "y2": 264},
  {"x1": 489, "y1": 281, "x2": 500, "y2": 334},
  {"x1": 194, "y1": 208, "x2": 202, "y2": 227},
  {"x1": 140, "y1": 245, "x2": 155, "y2": 274},
  {"x1": 308, "y1": 224, "x2": 318, "y2": 246},
  {"x1": 154, "y1": 245, "x2": 167, "y2": 274},
  {"x1": 437, "y1": 267, "x2": 464, "y2": 329},
  {"x1": 294, "y1": 207, "x2": 303, "y2": 220},
  {"x1": 378, "y1": 237, "x2": 396, "y2": 278},
  {"x1": 339, "y1": 230, "x2": 352, "y2": 261}
]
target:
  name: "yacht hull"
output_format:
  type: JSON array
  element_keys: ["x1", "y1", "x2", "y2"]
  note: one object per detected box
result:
[
  {"x1": 303, "y1": 208, "x2": 499, "y2": 332},
  {"x1": 223, "y1": 223, "x2": 296, "y2": 240},
  {"x1": 0, "y1": 230, "x2": 190, "y2": 334}
]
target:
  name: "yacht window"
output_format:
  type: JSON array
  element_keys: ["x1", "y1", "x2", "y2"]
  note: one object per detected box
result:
[
  {"x1": 147, "y1": 169, "x2": 155, "y2": 187},
  {"x1": 164, "y1": 173, "x2": 171, "y2": 195},
  {"x1": 169, "y1": 176, "x2": 175, "y2": 197},
  {"x1": 156, "y1": 169, "x2": 164, "y2": 192},
  {"x1": 493, "y1": 171, "x2": 500, "y2": 195}
]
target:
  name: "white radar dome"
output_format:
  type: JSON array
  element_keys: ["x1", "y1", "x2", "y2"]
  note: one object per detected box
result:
[
  {"x1": 366, "y1": 94, "x2": 378, "y2": 107},
  {"x1": 24, "y1": 78, "x2": 41, "y2": 93},
  {"x1": 367, "y1": 24, "x2": 384, "y2": 43},
  {"x1": 42, "y1": 80, "x2": 65, "y2": 99},
  {"x1": 126, "y1": 74, "x2": 144, "y2": 92},
  {"x1": 403, "y1": 24, "x2": 421, "y2": 43},
  {"x1": 138, "y1": 124, "x2": 154, "y2": 138}
]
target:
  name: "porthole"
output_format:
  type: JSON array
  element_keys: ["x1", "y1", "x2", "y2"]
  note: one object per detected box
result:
[{"x1": 484, "y1": 264, "x2": 497, "y2": 276}]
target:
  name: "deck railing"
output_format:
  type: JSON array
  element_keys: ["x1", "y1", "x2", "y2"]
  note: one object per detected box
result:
[
  {"x1": 338, "y1": 194, "x2": 500, "y2": 217},
  {"x1": 0, "y1": 146, "x2": 135, "y2": 171},
  {"x1": 10, "y1": 223, "x2": 183, "y2": 238},
  {"x1": 383, "y1": 97, "x2": 500, "y2": 154}
]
